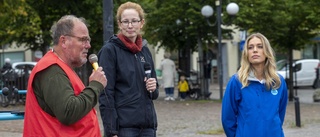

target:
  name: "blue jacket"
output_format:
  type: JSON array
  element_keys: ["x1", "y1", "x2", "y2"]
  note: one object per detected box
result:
[
  {"x1": 221, "y1": 74, "x2": 288, "y2": 137},
  {"x1": 98, "y1": 35, "x2": 159, "y2": 136}
]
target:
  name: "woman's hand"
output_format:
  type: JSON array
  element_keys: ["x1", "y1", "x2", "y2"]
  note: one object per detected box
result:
[{"x1": 145, "y1": 77, "x2": 157, "y2": 92}]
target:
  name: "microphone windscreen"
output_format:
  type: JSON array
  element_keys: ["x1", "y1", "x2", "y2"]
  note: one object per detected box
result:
[
  {"x1": 89, "y1": 54, "x2": 98, "y2": 64},
  {"x1": 144, "y1": 63, "x2": 151, "y2": 71}
]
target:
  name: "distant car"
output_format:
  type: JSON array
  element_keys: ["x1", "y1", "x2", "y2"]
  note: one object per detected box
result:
[
  {"x1": 12, "y1": 62, "x2": 37, "y2": 77},
  {"x1": 277, "y1": 59, "x2": 320, "y2": 88}
]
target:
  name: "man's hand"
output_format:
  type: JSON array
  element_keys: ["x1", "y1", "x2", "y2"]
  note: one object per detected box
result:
[{"x1": 89, "y1": 67, "x2": 107, "y2": 88}]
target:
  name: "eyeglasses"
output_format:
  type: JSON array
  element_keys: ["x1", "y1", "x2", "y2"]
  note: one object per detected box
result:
[
  {"x1": 65, "y1": 34, "x2": 91, "y2": 44},
  {"x1": 120, "y1": 20, "x2": 141, "y2": 26}
]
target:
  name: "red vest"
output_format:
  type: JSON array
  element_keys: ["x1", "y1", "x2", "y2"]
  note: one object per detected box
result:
[{"x1": 23, "y1": 51, "x2": 101, "y2": 137}]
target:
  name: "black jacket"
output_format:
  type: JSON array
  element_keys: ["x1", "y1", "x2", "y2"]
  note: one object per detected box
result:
[
  {"x1": 1, "y1": 63, "x2": 12, "y2": 73},
  {"x1": 98, "y1": 35, "x2": 159, "y2": 136}
]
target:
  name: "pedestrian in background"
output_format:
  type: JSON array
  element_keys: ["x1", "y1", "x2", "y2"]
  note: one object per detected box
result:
[
  {"x1": 1, "y1": 58, "x2": 14, "y2": 84},
  {"x1": 1, "y1": 58, "x2": 12, "y2": 73},
  {"x1": 23, "y1": 15, "x2": 107, "y2": 137},
  {"x1": 221, "y1": 33, "x2": 288, "y2": 137},
  {"x1": 98, "y1": 2, "x2": 159, "y2": 137},
  {"x1": 159, "y1": 52, "x2": 176, "y2": 101},
  {"x1": 1, "y1": 57, "x2": 16, "y2": 106},
  {"x1": 177, "y1": 75, "x2": 189, "y2": 101}
]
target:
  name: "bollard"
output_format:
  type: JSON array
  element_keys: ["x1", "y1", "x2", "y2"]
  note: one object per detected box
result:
[
  {"x1": 294, "y1": 96, "x2": 301, "y2": 127},
  {"x1": 1, "y1": 87, "x2": 10, "y2": 96},
  {"x1": 1, "y1": 89, "x2": 27, "y2": 107}
]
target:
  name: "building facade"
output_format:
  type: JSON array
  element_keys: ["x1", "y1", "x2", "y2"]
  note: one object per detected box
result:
[{"x1": 0, "y1": 43, "x2": 35, "y2": 67}]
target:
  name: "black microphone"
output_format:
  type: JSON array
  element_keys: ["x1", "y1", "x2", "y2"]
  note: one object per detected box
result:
[
  {"x1": 144, "y1": 63, "x2": 152, "y2": 98},
  {"x1": 144, "y1": 63, "x2": 151, "y2": 80},
  {"x1": 89, "y1": 54, "x2": 99, "y2": 70}
]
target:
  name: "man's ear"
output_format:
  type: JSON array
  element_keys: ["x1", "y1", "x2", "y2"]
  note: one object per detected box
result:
[{"x1": 60, "y1": 35, "x2": 68, "y2": 48}]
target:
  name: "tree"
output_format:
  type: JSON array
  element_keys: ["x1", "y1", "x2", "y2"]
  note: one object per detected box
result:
[
  {"x1": 0, "y1": 0, "x2": 105, "y2": 84},
  {"x1": 142, "y1": 0, "x2": 320, "y2": 100},
  {"x1": 0, "y1": 0, "x2": 104, "y2": 54},
  {"x1": 143, "y1": 0, "x2": 231, "y2": 52},
  {"x1": 1, "y1": 0, "x2": 235, "y2": 55},
  {"x1": 234, "y1": 0, "x2": 320, "y2": 51},
  {"x1": 142, "y1": 0, "x2": 238, "y2": 98},
  {"x1": 0, "y1": 0, "x2": 41, "y2": 48},
  {"x1": 3, "y1": 0, "x2": 319, "y2": 95}
]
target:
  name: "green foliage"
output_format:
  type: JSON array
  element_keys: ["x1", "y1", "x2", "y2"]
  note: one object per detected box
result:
[
  {"x1": 26, "y1": 0, "x2": 104, "y2": 53},
  {"x1": 234, "y1": 0, "x2": 320, "y2": 52},
  {"x1": 0, "y1": 0, "x2": 41, "y2": 47},
  {"x1": 0, "y1": 0, "x2": 104, "y2": 53},
  {"x1": 1, "y1": 0, "x2": 319, "y2": 55},
  {"x1": 143, "y1": 0, "x2": 226, "y2": 52},
  {"x1": 141, "y1": 0, "x2": 320, "y2": 53}
]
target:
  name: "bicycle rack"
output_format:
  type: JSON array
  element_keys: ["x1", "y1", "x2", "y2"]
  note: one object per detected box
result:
[
  {"x1": 0, "y1": 89, "x2": 26, "y2": 120},
  {"x1": 0, "y1": 111, "x2": 24, "y2": 121}
]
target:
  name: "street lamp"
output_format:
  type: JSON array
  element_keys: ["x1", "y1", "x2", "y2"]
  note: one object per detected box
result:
[{"x1": 201, "y1": 0, "x2": 239, "y2": 100}]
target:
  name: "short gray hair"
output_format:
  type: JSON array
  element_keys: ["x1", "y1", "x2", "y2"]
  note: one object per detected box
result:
[
  {"x1": 50, "y1": 15, "x2": 88, "y2": 45},
  {"x1": 164, "y1": 52, "x2": 171, "y2": 58}
]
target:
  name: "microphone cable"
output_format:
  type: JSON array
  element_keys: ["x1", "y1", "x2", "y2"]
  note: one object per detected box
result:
[{"x1": 151, "y1": 90, "x2": 156, "y2": 136}]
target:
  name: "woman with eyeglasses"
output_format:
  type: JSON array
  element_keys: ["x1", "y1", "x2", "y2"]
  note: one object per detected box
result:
[{"x1": 98, "y1": 2, "x2": 159, "y2": 137}]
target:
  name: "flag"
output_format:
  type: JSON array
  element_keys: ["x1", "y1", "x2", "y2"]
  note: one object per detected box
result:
[{"x1": 239, "y1": 30, "x2": 246, "y2": 51}]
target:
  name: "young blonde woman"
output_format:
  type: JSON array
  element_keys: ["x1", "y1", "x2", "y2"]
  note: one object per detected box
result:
[{"x1": 221, "y1": 33, "x2": 288, "y2": 137}]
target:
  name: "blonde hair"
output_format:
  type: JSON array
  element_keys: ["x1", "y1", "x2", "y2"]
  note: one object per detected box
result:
[
  {"x1": 237, "y1": 33, "x2": 280, "y2": 90},
  {"x1": 116, "y1": 2, "x2": 145, "y2": 22}
]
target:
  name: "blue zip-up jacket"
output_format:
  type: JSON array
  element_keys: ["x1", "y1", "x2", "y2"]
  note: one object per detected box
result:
[
  {"x1": 221, "y1": 74, "x2": 288, "y2": 137},
  {"x1": 98, "y1": 35, "x2": 159, "y2": 137}
]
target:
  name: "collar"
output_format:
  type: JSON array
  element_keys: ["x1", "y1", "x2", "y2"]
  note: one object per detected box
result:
[{"x1": 248, "y1": 70, "x2": 266, "y2": 84}]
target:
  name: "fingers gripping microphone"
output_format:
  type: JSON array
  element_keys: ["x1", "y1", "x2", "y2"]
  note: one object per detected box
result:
[{"x1": 89, "y1": 54, "x2": 99, "y2": 70}]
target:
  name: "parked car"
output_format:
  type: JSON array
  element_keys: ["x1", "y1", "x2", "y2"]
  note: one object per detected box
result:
[
  {"x1": 0, "y1": 62, "x2": 36, "y2": 107},
  {"x1": 14, "y1": 61, "x2": 37, "y2": 88},
  {"x1": 277, "y1": 59, "x2": 320, "y2": 88},
  {"x1": 12, "y1": 62, "x2": 37, "y2": 77}
]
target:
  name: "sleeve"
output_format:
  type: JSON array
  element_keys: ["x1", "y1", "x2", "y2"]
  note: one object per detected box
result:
[
  {"x1": 279, "y1": 75, "x2": 288, "y2": 125},
  {"x1": 143, "y1": 42, "x2": 159, "y2": 100},
  {"x1": 221, "y1": 75, "x2": 240, "y2": 137},
  {"x1": 34, "y1": 65, "x2": 104, "y2": 125},
  {"x1": 150, "y1": 59, "x2": 159, "y2": 100},
  {"x1": 172, "y1": 61, "x2": 177, "y2": 79},
  {"x1": 97, "y1": 45, "x2": 119, "y2": 136}
]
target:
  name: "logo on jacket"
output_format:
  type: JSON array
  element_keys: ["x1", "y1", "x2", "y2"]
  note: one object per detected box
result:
[
  {"x1": 140, "y1": 56, "x2": 145, "y2": 62},
  {"x1": 271, "y1": 89, "x2": 278, "y2": 95}
]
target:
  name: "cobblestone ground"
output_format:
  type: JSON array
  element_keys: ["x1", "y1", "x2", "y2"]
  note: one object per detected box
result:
[
  {"x1": 1, "y1": 98, "x2": 320, "y2": 137},
  {"x1": 155, "y1": 98, "x2": 320, "y2": 137}
]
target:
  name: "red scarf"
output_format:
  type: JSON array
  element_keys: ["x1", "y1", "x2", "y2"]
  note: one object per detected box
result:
[{"x1": 117, "y1": 33, "x2": 142, "y2": 53}]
